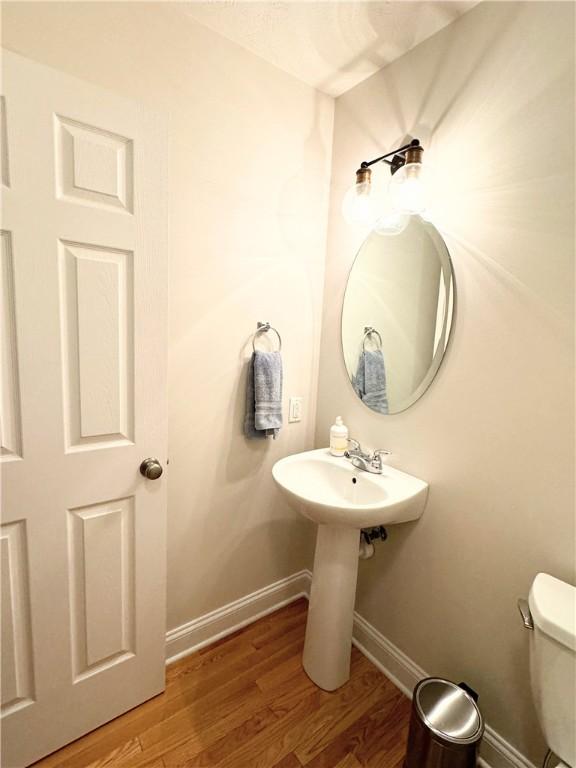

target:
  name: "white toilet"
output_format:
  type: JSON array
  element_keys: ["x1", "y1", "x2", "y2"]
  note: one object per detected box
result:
[{"x1": 519, "y1": 573, "x2": 576, "y2": 767}]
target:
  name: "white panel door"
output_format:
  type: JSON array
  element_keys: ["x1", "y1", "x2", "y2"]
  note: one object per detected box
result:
[{"x1": 0, "y1": 50, "x2": 168, "y2": 767}]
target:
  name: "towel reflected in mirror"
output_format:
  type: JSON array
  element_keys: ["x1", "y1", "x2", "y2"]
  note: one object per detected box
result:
[{"x1": 353, "y1": 349, "x2": 388, "y2": 415}]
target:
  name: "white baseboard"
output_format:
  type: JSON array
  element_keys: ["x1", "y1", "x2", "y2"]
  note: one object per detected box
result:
[
  {"x1": 165, "y1": 569, "x2": 538, "y2": 768},
  {"x1": 165, "y1": 569, "x2": 311, "y2": 664}
]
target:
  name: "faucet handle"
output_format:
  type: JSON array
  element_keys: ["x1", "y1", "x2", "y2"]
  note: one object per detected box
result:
[
  {"x1": 344, "y1": 437, "x2": 363, "y2": 460},
  {"x1": 371, "y1": 449, "x2": 391, "y2": 469}
]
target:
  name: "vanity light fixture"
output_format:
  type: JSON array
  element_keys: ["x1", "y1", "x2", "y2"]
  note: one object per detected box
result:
[{"x1": 342, "y1": 138, "x2": 428, "y2": 225}]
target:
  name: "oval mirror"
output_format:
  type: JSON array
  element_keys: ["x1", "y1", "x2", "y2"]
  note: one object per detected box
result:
[{"x1": 341, "y1": 215, "x2": 454, "y2": 415}]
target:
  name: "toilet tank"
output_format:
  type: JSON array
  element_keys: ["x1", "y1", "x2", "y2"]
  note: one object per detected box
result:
[{"x1": 528, "y1": 573, "x2": 576, "y2": 767}]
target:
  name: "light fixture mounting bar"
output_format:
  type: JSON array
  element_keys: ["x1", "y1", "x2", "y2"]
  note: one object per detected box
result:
[{"x1": 360, "y1": 138, "x2": 421, "y2": 169}]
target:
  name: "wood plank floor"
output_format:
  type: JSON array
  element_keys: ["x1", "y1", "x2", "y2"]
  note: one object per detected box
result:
[{"x1": 32, "y1": 599, "x2": 411, "y2": 768}]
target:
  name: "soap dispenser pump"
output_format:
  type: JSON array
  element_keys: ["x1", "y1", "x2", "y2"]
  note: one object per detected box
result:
[{"x1": 330, "y1": 416, "x2": 349, "y2": 457}]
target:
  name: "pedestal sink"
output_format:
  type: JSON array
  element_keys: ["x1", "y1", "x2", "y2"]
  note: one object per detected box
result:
[{"x1": 272, "y1": 448, "x2": 428, "y2": 691}]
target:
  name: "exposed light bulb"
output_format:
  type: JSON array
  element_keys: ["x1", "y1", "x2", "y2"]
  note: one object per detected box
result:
[
  {"x1": 389, "y1": 160, "x2": 429, "y2": 215},
  {"x1": 373, "y1": 210, "x2": 410, "y2": 236},
  {"x1": 342, "y1": 168, "x2": 378, "y2": 227},
  {"x1": 342, "y1": 143, "x2": 433, "y2": 227}
]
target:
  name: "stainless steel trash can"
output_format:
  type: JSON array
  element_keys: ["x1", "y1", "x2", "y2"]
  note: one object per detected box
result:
[{"x1": 404, "y1": 678, "x2": 484, "y2": 768}]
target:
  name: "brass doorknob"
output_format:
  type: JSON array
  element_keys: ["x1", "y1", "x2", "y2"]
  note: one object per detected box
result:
[{"x1": 139, "y1": 458, "x2": 163, "y2": 480}]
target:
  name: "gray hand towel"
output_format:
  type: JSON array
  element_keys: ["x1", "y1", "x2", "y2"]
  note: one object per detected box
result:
[
  {"x1": 353, "y1": 350, "x2": 388, "y2": 415},
  {"x1": 244, "y1": 351, "x2": 283, "y2": 439}
]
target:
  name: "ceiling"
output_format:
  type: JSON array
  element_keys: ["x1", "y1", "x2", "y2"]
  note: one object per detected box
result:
[{"x1": 184, "y1": 1, "x2": 479, "y2": 97}]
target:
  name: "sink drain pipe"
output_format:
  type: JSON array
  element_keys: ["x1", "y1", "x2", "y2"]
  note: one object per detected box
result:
[{"x1": 359, "y1": 526, "x2": 388, "y2": 559}]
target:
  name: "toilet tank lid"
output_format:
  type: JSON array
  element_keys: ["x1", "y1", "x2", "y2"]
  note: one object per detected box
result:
[{"x1": 529, "y1": 573, "x2": 576, "y2": 651}]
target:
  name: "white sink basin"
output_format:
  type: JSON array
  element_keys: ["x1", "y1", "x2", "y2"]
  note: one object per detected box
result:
[
  {"x1": 272, "y1": 448, "x2": 428, "y2": 528},
  {"x1": 272, "y1": 448, "x2": 428, "y2": 692}
]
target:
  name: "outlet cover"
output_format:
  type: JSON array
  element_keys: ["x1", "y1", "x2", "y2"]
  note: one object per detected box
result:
[{"x1": 288, "y1": 397, "x2": 303, "y2": 423}]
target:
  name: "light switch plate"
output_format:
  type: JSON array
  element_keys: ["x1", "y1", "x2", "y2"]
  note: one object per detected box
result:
[{"x1": 288, "y1": 397, "x2": 303, "y2": 423}]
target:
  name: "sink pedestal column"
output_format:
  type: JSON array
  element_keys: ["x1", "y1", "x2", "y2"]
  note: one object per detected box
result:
[{"x1": 303, "y1": 524, "x2": 360, "y2": 691}]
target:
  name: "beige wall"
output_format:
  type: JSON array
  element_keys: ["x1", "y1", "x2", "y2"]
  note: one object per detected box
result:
[
  {"x1": 2, "y1": 2, "x2": 333, "y2": 629},
  {"x1": 316, "y1": 1, "x2": 574, "y2": 761}
]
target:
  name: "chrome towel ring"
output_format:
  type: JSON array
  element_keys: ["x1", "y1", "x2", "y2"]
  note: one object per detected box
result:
[
  {"x1": 252, "y1": 321, "x2": 282, "y2": 352},
  {"x1": 362, "y1": 326, "x2": 382, "y2": 351}
]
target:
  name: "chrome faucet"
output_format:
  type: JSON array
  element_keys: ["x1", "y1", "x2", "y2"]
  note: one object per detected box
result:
[{"x1": 344, "y1": 438, "x2": 390, "y2": 474}]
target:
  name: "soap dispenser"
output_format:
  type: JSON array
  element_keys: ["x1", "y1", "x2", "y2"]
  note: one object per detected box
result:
[{"x1": 330, "y1": 416, "x2": 349, "y2": 457}]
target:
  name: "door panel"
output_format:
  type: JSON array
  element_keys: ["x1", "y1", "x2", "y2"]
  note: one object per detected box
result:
[
  {"x1": 59, "y1": 239, "x2": 134, "y2": 449},
  {"x1": 1, "y1": 229, "x2": 22, "y2": 460},
  {"x1": 0, "y1": 95, "x2": 9, "y2": 187},
  {"x1": 68, "y1": 496, "x2": 135, "y2": 680},
  {"x1": 1, "y1": 50, "x2": 168, "y2": 767},
  {"x1": 0, "y1": 520, "x2": 34, "y2": 716},
  {"x1": 55, "y1": 114, "x2": 134, "y2": 212}
]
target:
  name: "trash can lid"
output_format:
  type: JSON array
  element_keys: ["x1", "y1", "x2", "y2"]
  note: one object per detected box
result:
[{"x1": 415, "y1": 678, "x2": 484, "y2": 745}]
